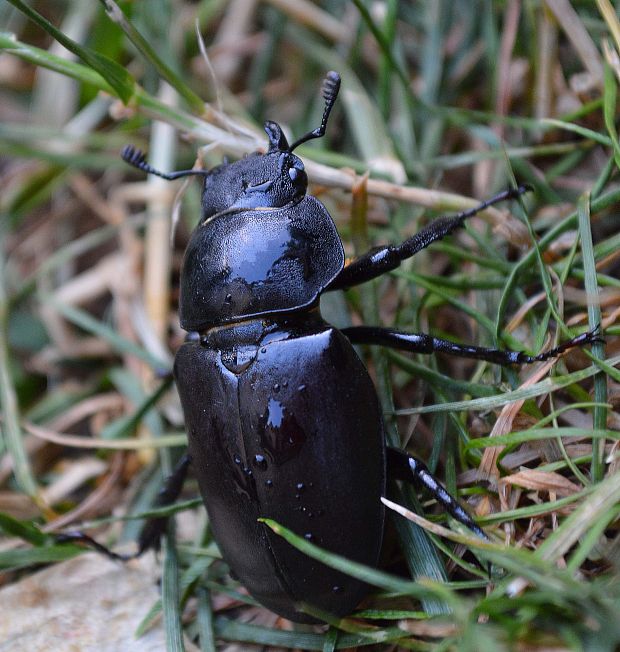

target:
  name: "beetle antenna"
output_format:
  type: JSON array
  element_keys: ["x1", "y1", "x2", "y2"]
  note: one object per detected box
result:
[
  {"x1": 121, "y1": 145, "x2": 208, "y2": 180},
  {"x1": 288, "y1": 71, "x2": 341, "y2": 152}
]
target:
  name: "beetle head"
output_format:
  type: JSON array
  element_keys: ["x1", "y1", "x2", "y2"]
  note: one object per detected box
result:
[
  {"x1": 200, "y1": 72, "x2": 341, "y2": 222},
  {"x1": 200, "y1": 123, "x2": 308, "y2": 221}
]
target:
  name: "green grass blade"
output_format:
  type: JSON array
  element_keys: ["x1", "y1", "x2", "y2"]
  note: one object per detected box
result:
[
  {"x1": 0, "y1": 242, "x2": 37, "y2": 496},
  {"x1": 602, "y1": 62, "x2": 620, "y2": 171},
  {"x1": 577, "y1": 194, "x2": 608, "y2": 482},
  {"x1": 465, "y1": 427, "x2": 618, "y2": 449},
  {"x1": 0, "y1": 32, "x2": 114, "y2": 94},
  {"x1": 100, "y1": 0, "x2": 205, "y2": 113},
  {"x1": 396, "y1": 353, "x2": 620, "y2": 415},
  {"x1": 260, "y1": 518, "x2": 464, "y2": 610},
  {"x1": 6, "y1": 0, "x2": 135, "y2": 102},
  {"x1": 162, "y1": 530, "x2": 185, "y2": 652},
  {"x1": 0, "y1": 513, "x2": 46, "y2": 545},
  {"x1": 45, "y1": 298, "x2": 168, "y2": 370},
  {"x1": 196, "y1": 587, "x2": 216, "y2": 652}
]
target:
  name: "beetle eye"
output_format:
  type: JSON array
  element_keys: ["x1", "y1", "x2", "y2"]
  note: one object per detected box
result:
[{"x1": 288, "y1": 166, "x2": 306, "y2": 185}]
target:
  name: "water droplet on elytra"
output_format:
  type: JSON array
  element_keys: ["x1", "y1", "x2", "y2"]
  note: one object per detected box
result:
[
  {"x1": 260, "y1": 398, "x2": 306, "y2": 465},
  {"x1": 254, "y1": 454, "x2": 267, "y2": 469},
  {"x1": 268, "y1": 399, "x2": 283, "y2": 427},
  {"x1": 265, "y1": 479, "x2": 273, "y2": 488},
  {"x1": 230, "y1": 454, "x2": 257, "y2": 500}
]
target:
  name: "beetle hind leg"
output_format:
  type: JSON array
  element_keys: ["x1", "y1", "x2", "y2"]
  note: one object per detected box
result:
[
  {"x1": 55, "y1": 453, "x2": 192, "y2": 559},
  {"x1": 387, "y1": 447, "x2": 487, "y2": 540},
  {"x1": 54, "y1": 531, "x2": 134, "y2": 561},
  {"x1": 135, "y1": 453, "x2": 192, "y2": 555}
]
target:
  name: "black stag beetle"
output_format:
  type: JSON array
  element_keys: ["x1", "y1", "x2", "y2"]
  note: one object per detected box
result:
[{"x1": 60, "y1": 71, "x2": 600, "y2": 622}]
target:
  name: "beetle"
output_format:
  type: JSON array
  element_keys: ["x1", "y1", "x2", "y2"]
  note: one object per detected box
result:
[{"x1": 60, "y1": 72, "x2": 599, "y2": 622}]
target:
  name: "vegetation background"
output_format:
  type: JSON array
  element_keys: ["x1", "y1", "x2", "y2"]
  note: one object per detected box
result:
[{"x1": 1, "y1": 1, "x2": 619, "y2": 650}]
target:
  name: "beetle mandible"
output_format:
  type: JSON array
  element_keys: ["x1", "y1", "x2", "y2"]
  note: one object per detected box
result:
[{"x1": 61, "y1": 71, "x2": 599, "y2": 622}]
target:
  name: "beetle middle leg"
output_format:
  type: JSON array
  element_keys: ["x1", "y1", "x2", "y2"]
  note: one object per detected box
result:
[
  {"x1": 346, "y1": 325, "x2": 600, "y2": 531},
  {"x1": 342, "y1": 324, "x2": 602, "y2": 365},
  {"x1": 345, "y1": 325, "x2": 601, "y2": 541},
  {"x1": 327, "y1": 186, "x2": 529, "y2": 291},
  {"x1": 56, "y1": 453, "x2": 191, "y2": 559}
]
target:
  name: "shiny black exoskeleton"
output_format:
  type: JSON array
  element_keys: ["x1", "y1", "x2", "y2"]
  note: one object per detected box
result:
[{"x1": 61, "y1": 72, "x2": 601, "y2": 622}]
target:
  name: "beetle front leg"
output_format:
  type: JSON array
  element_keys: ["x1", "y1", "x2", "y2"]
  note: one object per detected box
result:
[
  {"x1": 328, "y1": 186, "x2": 528, "y2": 291},
  {"x1": 387, "y1": 448, "x2": 487, "y2": 540},
  {"x1": 342, "y1": 325, "x2": 602, "y2": 366},
  {"x1": 56, "y1": 453, "x2": 192, "y2": 559}
]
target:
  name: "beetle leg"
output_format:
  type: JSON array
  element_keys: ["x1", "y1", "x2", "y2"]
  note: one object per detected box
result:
[
  {"x1": 55, "y1": 454, "x2": 192, "y2": 560},
  {"x1": 135, "y1": 453, "x2": 192, "y2": 555},
  {"x1": 54, "y1": 531, "x2": 133, "y2": 561},
  {"x1": 328, "y1": 186, "x2": 529, "y2": 291},
  {"x1": 387, "y1": 448, "x2": 487, "y2": 540},
  {"x1": 342, "y1": 325, "x2": 602, "y2": 366}
]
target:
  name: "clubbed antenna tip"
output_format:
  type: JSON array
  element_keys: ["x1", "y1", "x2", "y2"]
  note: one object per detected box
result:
[
  {"x1": 120, "y1": 144, "x2": 207, "y2": 181},
  {"x1": 288, "y1": 71, "x2": 342, "y2": 152},
  {"x1": 322, "y1": 71, "x2": 341, "y2": 104},
  {"x1": 121, "y1": 144, "x2": 148, "y2": 169}
]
